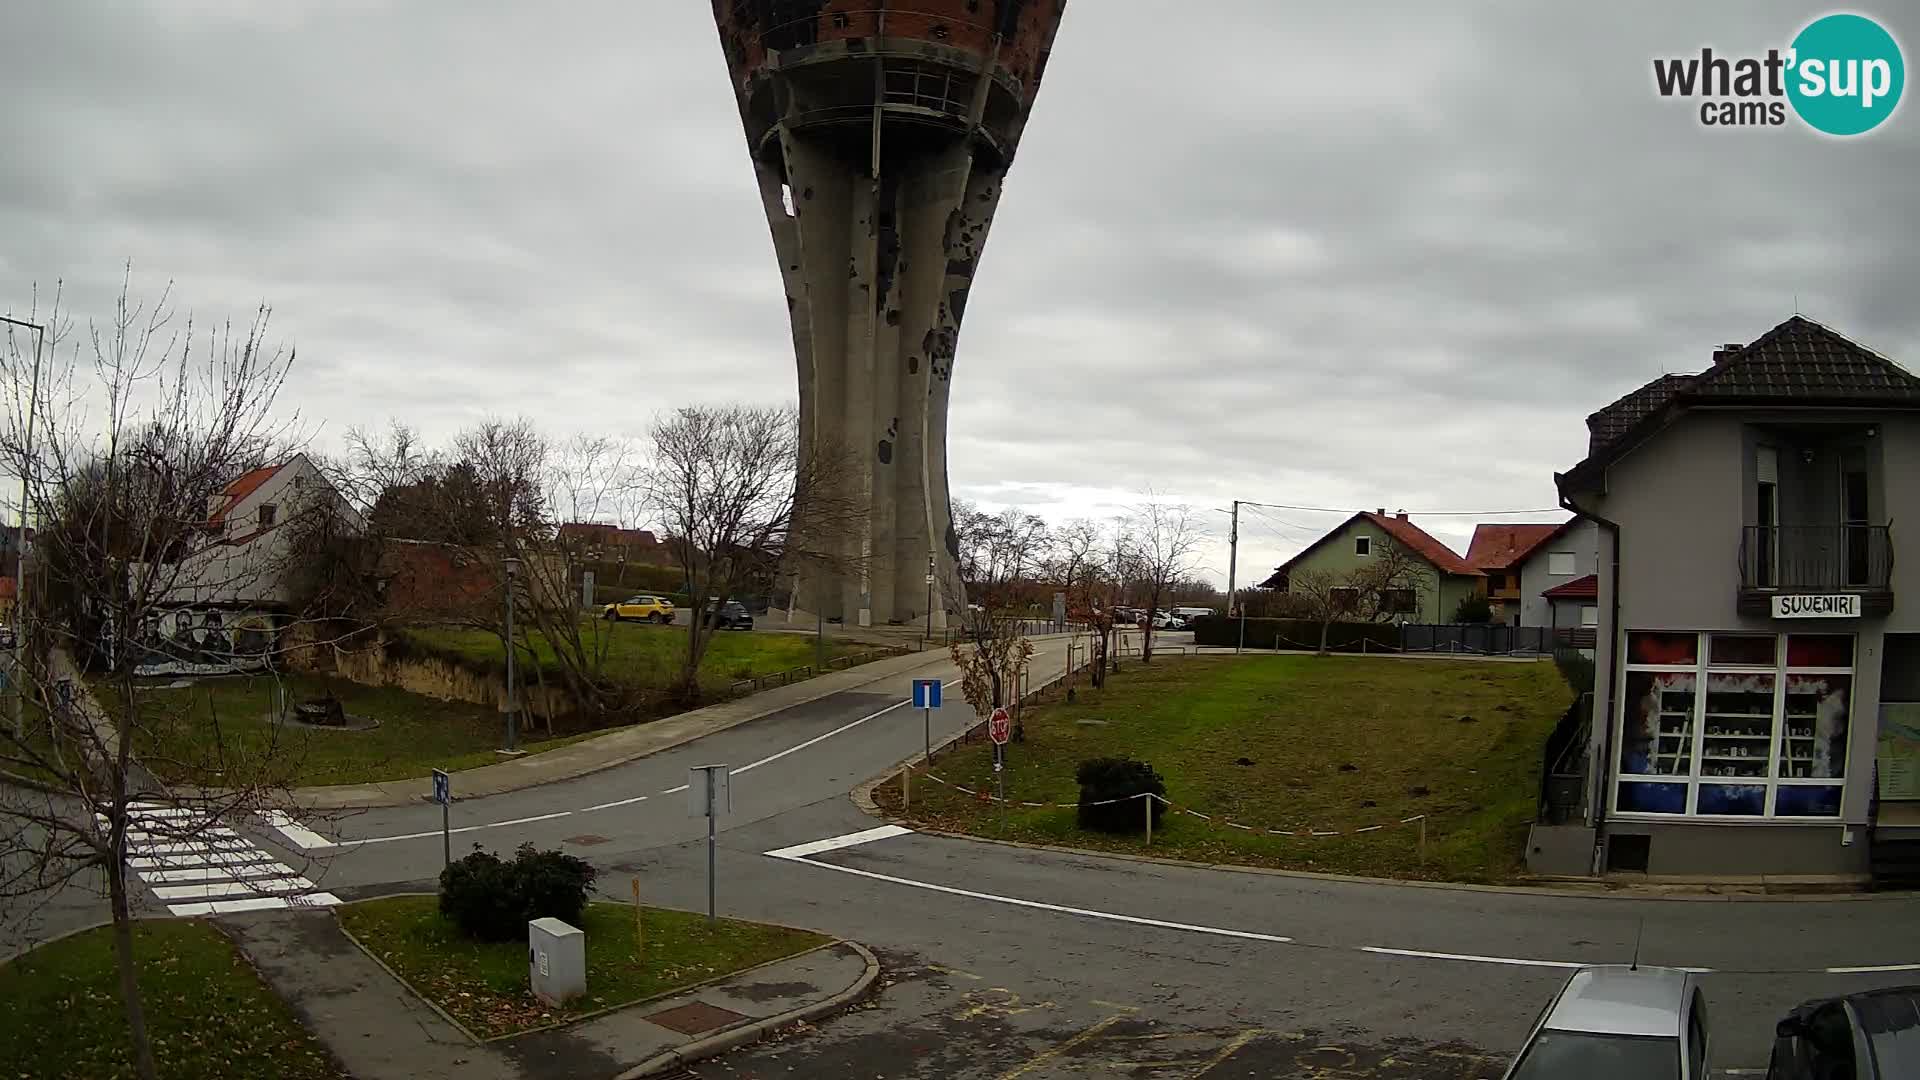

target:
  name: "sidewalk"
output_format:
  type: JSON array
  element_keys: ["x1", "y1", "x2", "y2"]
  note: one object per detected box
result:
[{"x1": 219, "y1": 907, "x2": 877, "y2": 1080}]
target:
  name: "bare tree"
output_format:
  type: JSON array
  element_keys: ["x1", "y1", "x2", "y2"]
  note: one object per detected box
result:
[
  {"x1": 1123, "y1": 495, "x2": 1202, "y2": 663},
  {"x1": 0, "y1": 273, "x2": 326, "y2": 1080},
  {"x1": 1284, "y1": 567, "x2": 1359, "y2": 654},
  {"x1": 644, "y1": 405, "x2": 860, "y2": 705}
]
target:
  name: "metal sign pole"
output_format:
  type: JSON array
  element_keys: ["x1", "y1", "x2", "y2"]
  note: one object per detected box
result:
[
  {"x1": 431, "y1": 768, "x2": 452, "y2": 869},
  {"x1": 706, "y1": 777, "x2": 717, "y2": 924},
  {"x1": 923, "y1": 706, "x2": 932, "y2": 765}
]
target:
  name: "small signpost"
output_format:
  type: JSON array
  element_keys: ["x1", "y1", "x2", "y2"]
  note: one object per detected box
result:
[
  {"x1": 689, "y1": 765, "x2": 732, "y2": 924},
  {"x1": 431, "y1": 768, "x2": 452, "y2": 868},
  {"x1": 989, "y1": 706, "x2": 1011, "y2": 810},
  {"x1": 912, "y1": 678, "x2": 942, "y2": 764}
]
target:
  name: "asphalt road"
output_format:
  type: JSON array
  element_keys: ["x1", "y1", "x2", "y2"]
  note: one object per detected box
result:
[{"x1": 21, "y1": 633, "x2": 1920, "y2": 1076}]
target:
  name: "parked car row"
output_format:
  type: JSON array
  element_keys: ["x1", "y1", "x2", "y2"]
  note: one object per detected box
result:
[
  {"x1": 1500, "y1": 964, "x2": 1916, "y2": 1079},
  {"x1": 600, "y1": 596, "x2": 755, "y2": 631},
  {"x1": 1109, "y1": 607, "x2": 1215, "y2": 631}
]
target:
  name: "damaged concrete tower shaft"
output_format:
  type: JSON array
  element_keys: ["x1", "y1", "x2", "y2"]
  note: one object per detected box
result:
[{"x1": 713, "y1": 2, "x2": 1066, "y2": 628}]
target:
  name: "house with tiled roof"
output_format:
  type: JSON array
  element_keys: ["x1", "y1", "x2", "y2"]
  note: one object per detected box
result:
[
  {"x1": 1546, "y1": 315, "x2": 1920, "y2": 884},
  {"x1": 1259, "y1": 509, "x2": 1485, "y2": 624},
  {"x1": 1466, "y1": 518, "x2": 1601, "y2": 631}
]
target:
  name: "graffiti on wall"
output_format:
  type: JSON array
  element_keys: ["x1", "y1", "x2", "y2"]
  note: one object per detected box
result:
[{"x1": 129, "y1": 608, "x2": 281, "y2": 677}]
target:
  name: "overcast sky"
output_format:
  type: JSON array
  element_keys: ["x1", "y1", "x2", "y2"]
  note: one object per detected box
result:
[{"x1": 3, "y1": 1, "x2": 1915, "y2": 586}]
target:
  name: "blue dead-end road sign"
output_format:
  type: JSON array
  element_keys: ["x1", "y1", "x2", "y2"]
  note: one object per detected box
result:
[
  {"x1": 431, "y1": 768, "x2": 451, "y2": 806},
  {"x1": 912, "y1": 678, "x2": 943, "y2": 709}
]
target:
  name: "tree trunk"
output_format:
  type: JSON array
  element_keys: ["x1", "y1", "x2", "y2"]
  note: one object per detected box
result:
[
  {"x1": 108, "y1": 838, "x2": 159, "y2": 1080},
  {"x1": 1318, "y1": 619, "x2": 1331, "y2": 656}
]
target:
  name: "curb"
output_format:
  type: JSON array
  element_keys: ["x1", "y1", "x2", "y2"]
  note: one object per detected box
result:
[{"x1": 611, "y1": 940, "x2": 881, "y2": 1080}]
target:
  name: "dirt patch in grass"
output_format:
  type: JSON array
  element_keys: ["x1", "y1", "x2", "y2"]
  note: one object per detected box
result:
[
  {"x1": 0, "y1": 919, "x2": 342, "y2": 1079},
  {"x1": 877, "y1": 654, "x2": 1571, "y2": 883},
  {"x1": 338, "y1": 895, "x2": 832, "y2": 1038}
]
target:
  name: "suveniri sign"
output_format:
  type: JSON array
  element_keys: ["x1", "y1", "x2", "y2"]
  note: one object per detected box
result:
[{"x1": 1772, "y1": 594, "x2": 1862, "y2": 618}]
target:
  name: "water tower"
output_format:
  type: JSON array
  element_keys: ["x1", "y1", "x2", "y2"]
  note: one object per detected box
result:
[{"x1": 712, "y1": 1, "x2": 1067, "y2": 628}]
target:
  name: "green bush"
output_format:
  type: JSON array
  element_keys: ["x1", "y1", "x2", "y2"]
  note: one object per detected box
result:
[
  {"x1": 1452, "y1": 593, "x2": 1493, "y2": 623},
  {"x1": 1075, "y1": 757, "x2": 1167, "y2": 834},
  {"x1": 1552, "y1": 648, "x2": 1595, "y2": 696},
  {"x1": 438, "y1": 843, "x2": 598, "y2": 941},
  {"x1": 1190, "y1": 617, "x2": 1400, "y2": 652}
]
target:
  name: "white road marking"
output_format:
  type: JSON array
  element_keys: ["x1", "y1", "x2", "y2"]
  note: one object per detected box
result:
[
  {"x1": 166, "y1": 892, "x2": 340, "y2": 918},
  {"x1": 735, "y1": 679, "x2": 961, "y2": 776},
  {"x1": 264, "y1": 811, "x2": 336, "y2": 850},
  {"x1": 768, "y1": 838, "x2": 1294, "y2": 945},
  {"x1": 130, "y1": 849, "x2": 280, "y2": 871},
  {"x1": 130, "y1": 840, "x2": 255, "y2": 857},
  {"x1": 765, "y1": 825, "x2": 913, "y2": 860},
  {"x1": 485, "y1": 811, "x2": 573, "y2": 828},
  {"x1": 660, "y1": 784, "x2": 690, "y2": 795},
  {"x1": 1359, "y1": 947, "x2": 1587, "y2": 970},
  {"x1": 1825, "y1": 962, "x2": 1920, "y2": 974},
  {"x1": 152, "y1": 876, "x2": 315, "y2": 901},
  {"x1": 333, "y1": 810, "x2": 575, "y2": 849},
  {"x1": 142, "y1": 862, "x2": 294, "y2": 884},
  {"x1": 582, "y1": 795, "x2": 649, "y2": 812}
]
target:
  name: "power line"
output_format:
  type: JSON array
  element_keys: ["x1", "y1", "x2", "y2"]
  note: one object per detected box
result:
[{"x1": 1236, "y1": 498, "x2": 1564, "y2": 518}]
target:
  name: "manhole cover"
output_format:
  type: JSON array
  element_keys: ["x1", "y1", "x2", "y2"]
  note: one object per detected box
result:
[
  {"x1": 564, "y1": 834, "x2": 610, "y2": 846},
  {"x1": 643, "y1": 1001, "x2": 749, "y2": 1035}
]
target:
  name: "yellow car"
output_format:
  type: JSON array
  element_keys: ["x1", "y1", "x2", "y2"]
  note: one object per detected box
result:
[{"x1": 602, "y1": 595, "x2": 676, "y2": 623}]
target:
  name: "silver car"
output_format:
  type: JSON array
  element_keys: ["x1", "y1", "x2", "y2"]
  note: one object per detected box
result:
[{"x1": 1502, "y1": 965, "x2": 1710, "y2": 1080}]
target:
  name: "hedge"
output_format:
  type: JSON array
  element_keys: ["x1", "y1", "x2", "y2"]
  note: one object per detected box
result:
[{"x1": 1190, "y1": 616, "x2": 1400, "y2": 652}]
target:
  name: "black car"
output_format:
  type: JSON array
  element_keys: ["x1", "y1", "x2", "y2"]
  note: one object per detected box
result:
[
  {"x1": 704, "y1": 601, "x2": 754, "y2": 631},
  {"x1": 1768, "y1": 985, "x2": 1920, "y2": 1079}
]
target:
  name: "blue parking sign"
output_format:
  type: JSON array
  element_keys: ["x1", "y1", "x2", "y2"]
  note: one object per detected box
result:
[{"x1": 911, "y1": 678, "x2": 942, "y2": 709}]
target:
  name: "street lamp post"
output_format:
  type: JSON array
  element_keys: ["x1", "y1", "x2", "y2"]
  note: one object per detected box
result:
[
  {"x1": 924, "y1": 553, "x2": 934, "y2": 647},
  {"x1": 502, "y1": 555, "x2": 521, "y2": 753},
  {"x1": 2, "y1": 316, "x2": 45, "y2": 737}
]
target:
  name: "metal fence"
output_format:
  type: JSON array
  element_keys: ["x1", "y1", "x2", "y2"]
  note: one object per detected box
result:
[{"x1": 1399, "y1": 624, "x2": 1591, "y2": 656}]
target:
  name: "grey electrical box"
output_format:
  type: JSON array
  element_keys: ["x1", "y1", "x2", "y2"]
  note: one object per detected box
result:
[{"x1": 528, "y1": 917, "x2": 586, "y2": 1006}]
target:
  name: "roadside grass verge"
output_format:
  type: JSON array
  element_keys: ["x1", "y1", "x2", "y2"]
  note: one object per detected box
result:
[
  {"x1": 877, "y1": 654, "x2": 1571, "y2": 883},
  {"x1": 338, "y1": 895, "x2": 831, "y2": 1038},
  {"x1": 120, "y1": 673, "x2": 599, "y2": 787},
  {"x1": 402, "y1": 619, "x2": 871, "y2": 698},
  {"x1": 0, "y1": 919, "x2": 341, "y2": 1080}
]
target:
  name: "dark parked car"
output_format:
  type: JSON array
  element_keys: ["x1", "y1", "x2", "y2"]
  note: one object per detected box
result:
[
  {"x1": 704, "y1": 600, "x2": 754, "y2": 631},
  {"x1": 1768, "y1": 986, "x2": 1920, "y2": 1079}
]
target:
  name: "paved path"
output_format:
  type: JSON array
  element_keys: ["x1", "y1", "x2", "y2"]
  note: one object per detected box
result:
[{"x1": 220, "y1": 906, "x2": 874, "y2": 1080}]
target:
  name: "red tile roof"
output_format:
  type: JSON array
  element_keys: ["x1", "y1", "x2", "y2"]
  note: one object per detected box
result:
[
  {"x1": 1466, "y1": 522, "x2": 1568, "y2": 571},
  {"x1": 209, "y1": 463, "x2": 285, "y2": 524},
  {"x1": 1361, "y1": 512, "x2": 1481, "y2": 576},
  {"x1": 1541, "y1": 574, "x2": 1599, "y2": 600}
]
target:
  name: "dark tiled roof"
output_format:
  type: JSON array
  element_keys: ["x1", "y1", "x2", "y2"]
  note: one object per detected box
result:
[
  {"x1": 1541, "y1": 574, "x2": 1598, "y2": 600},
  {"x1": 1587, "y1": 374, "x2": 1693, "y2": 455},
  {"x1": 1568, "y1": 316, "x2": 1920, "y2": 485},
  {"x1": 1690, "y1": 316, "x2": 1920, "y2": 402},
  {"x1": 1465, "y1": 523, "x2": 1566, "y2": 571}
]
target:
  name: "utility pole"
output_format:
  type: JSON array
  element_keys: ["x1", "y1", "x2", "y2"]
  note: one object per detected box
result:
[
  {"x1": 1225, "y1": 499, "x2": 1242, "y2": 655},
  {"x1": 2, "y1": 316, "x2": 44, "y2": 738}
]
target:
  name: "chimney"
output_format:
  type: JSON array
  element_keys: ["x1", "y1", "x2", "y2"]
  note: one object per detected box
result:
[
  {"x1": 1396, "y1": 510, "x2": 1409, "y2": 521},
  {"x1": 1375, "y1": 507, "x2": 1386, "y2": 516},
  {"x1": 1712, "y1": 342, "x2": 1743, "y2": 367}
]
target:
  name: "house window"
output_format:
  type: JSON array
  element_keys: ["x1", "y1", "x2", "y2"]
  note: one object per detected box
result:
[
  {"x1": 258, "y1": 504, "x2": 277, "y2": 528},
  {"x1": 1547, "y1": 551, "x2": 1576, "y2": 576},
  {"x1": 1354, "y1": 536, "x2": 1371, "y2": 557},
  {"x1": 1329, "y1": 587, "x2": 1359, "y2": 613},
  {"x1": 1580, "y1": 605, "x2": 1598, "y2": 627},
  {"x1": 1380, "y1": 588, "x2": 1415, "y2": 613},
  {"x1": 1614, "y1": 631, "x2": 1851, "y2": 820}
]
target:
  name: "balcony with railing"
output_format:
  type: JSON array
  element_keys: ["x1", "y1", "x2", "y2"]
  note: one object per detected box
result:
[{"x1": 1738, "y1": 524, "x2": 1895, "y2": 615}]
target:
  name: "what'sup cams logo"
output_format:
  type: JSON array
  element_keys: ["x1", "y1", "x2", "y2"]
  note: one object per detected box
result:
[{"x1": 1654, "y1": 12, "x2": 1904, "y2": 135}]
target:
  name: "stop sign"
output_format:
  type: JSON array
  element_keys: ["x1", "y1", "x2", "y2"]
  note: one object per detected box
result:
[{"x1": 988, "y1": 707, "x2": 1012, "y2": 745}]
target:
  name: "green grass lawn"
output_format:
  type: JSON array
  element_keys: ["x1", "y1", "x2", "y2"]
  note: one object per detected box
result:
[
  {"x1": 338, "y1": 895, "x2": 831, "y2": 1038},
  {"x1": 0, "y1": 920, "x2": 341, "y2": 1079},
  {"x1": 877, "y1": 654, "x2": 1572, "y2": 883},
  {"x1": 121, "y1": 674, "x2": 600, "y2": 787},
  {"x1": 403, "y1": 619, "x2": 871, "y2": 698}
]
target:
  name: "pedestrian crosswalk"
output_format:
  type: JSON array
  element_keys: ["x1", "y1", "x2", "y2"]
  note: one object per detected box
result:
[{"x1": 101, "y1": 803, "x2": 340, "y2": 917}]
